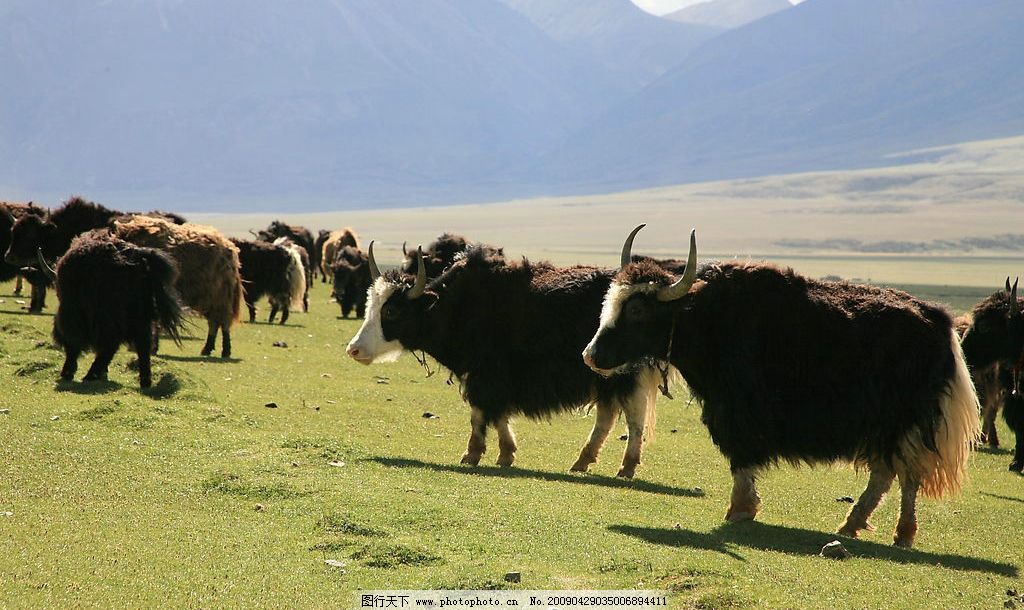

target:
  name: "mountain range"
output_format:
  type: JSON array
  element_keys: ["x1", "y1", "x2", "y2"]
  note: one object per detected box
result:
[{"x1": 1, "y1": 0, "x2": 1021, "y2": 211}]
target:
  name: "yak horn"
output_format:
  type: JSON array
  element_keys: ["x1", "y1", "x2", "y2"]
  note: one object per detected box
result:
[
  {"x1": 656, "y1": 229, "x2": 698, "y2": 302},
  {"x1": 37, "y1": 248, "x2": 56, "y2": 282},
  {"x1": 367, "y1": 241, "x2": 381, "y2": 281},
  {"x1": 402, "y1": 241, "x2": 408, "y2": 257},
  {"x1": 620, "y1": 224, "x2": 646, "y2": 269},
  {"x1": 407, "y1": 246, "x2": 427, "y2": 300},
  {"x1": 1010, "y1": 276, "x2": 1020, "y2": 315},
  {"x1": 248, "y1": 228, "x2": 258, "y2": 238}
]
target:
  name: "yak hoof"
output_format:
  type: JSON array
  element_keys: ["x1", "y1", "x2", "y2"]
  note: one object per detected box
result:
[
  {"x1": 1009, "y1": 460, "x2": 1023, "y2": 473},
  {"x1": 496, "y1": 453, "x2": 515, "y2": 468},
  {"x1": 725, "y1": 510, "x2": 757, "y2": 523},
  {"x1": 893, "y1": 534, "x2": 915, "y2": 549},
  {"x1": 569, "y1": 459, "x2": 593, "y2": 473},
  {"x1": 83, "y1": 373, "x2": 107, "y2": 382},
  {"x1": 460, "y1": 453, "x2": 482, "y2": 466},
  {"x1": 616, "y1": 464, "x2": 637, "y2": 479}
]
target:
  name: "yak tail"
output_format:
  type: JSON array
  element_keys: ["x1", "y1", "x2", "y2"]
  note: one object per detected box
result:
[
  {"x1": 901, "y1": 328, "x2": 981, "y2": 498},
  {"x1": 143, "y1": 249, "x2": 186, "y2": 346},
  {"x1": 284, "y1": 245, "x2": 306, "y2": 311}
]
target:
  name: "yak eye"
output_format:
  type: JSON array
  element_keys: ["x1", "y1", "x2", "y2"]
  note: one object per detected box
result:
[
  {"x1": 625, "y1": 298, "x2": 649, "y2": 321},
  {"x1": 382, "y1": 303, "x2": 400, "y2": 321}
]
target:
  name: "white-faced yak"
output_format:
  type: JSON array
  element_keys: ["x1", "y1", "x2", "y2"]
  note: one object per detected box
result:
[
  {"x1": 582, "y1": 225, "x2": 980, "y2": 548},
  {"x1": 39, "y1": 231, "x2": 185, "y2": 388},
  {"x1": 346, "y1": 243, "x2": 668, "y2": 478},
  {"x1": 960, "y1": 278, "x2": 1024, "y2": 472}
]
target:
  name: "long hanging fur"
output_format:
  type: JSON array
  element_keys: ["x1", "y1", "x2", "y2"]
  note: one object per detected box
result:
[{"x1": 281, "y1": 241, "x2": 307, "y2": 311}]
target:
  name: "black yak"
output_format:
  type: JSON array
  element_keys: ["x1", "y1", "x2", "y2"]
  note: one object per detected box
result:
[
  {"x1": 257, "y1": 221, "x2": 314, "y2": 277},
  {"x1": 400, "y1": 233, "x2": 504, "y2": 280},
  {"x1": 231, "y1": 238, "x2": 306, "y2": 325},
  {"x1": 112, "y1": 216, "x2": 244, "y2": 358},
  {"x1": 330, "y1": 245, "x2": 371, "y2": 318},
  {"x1": 314, "y1": 229, "x2": 332, "y2": 282},
  {"x1": 1, "y1": 201, "x2": 46, "y2": 300},
  {"x1": 960, "y1": 278, "x2": 1024, "y2": 471},
  {"x1": 37, "y1": 231, "x2": 185, "y2": 388},
  {"x1": 582, "y1": 225, "x2": 979, "y2": 548},
  {"x1": 272, "y1": 237, "x2": 311, "y2": 313},
  {"x1": 346, "y1": 243, "x2": 667, "y2": 478}
]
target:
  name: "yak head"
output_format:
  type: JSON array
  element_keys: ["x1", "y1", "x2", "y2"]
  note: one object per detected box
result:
[
  {"x1": 583, "y1": 225, "x2": 699, "y2": 376},
  {"x1": 961, "y1": 277, "x2": 1023, "y2": 366},
  {"x1": 5, "y1": 213, "x2": 58, "y2": 266},
  {"x1": 346, "y1": 242, "x2": 436, "y2": 365}
]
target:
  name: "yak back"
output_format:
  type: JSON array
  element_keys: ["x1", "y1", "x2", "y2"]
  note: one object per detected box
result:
[
  {"x1": 113, "y1": 216, "x2": 243, "y2": 327},
  {"x1": 231, "y1": 238, "x2": 292, "y2": 304},
  {"x1": 422, "y1": 247, "x2": 637, "y2": 419},
  {"x1": 672, "y1": 261, "x2": 956, "y2": 470}
]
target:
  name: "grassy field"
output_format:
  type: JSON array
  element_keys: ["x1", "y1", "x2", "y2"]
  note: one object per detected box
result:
[{"x1": 1, "y1": 278, "x2": 1021, "y2": 609}]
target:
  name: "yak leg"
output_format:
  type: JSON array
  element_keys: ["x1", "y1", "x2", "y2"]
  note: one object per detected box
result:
[
  {"x1": 838, "y1": 461, "x2": 894, "y2": 538},
  {"x1": 220, "y1": 325, "x2": 232, "y2": 359},
  {"x1": 134, "y1": 329, "x2": 153, "y2": 389},
  {"x1": 28, "y1": 283, "x2": 46, "y2": 313},
  {"x1": 571, "y1": 401, "x2": 619, "y2": 472},
  {"x1": 980, "y1": 368, "x2": 1002, "y2": 447},
  {"x1": 83, "y1": 341, "x2": 118, "y2": 382},
  {"x1": 495, "y1": 416, "x2": 518, "y2": 467},
  {"x1": 60, "y1": 346, "x2": 81, "y2": 381},
  {"x1": 617, "y1": 375, "x2": 656, "y2": 478},
  {"x1": 246, "y1": 301, "x2": 257, "y2": 324},
  {"x1": 725, "y1": 467, "x2": 762, "y2": 523},
  {"x1": 200, "y1": 319, "x2": 218, "y2": 356},
  {"x1": 279, "y1": 301, "x2": 289, "y2": 325},
  {"x1": 13, "y1": 275, "x2": 22, "y2": 295},
  {"x1": 893, "y1": 471, "x2": 920, "y2": 548},
  {"x1": 303, "y1": 291, "x2": 309, "y2": 313},
  {"x1": 460, "y1": 407, "x2": 487, "y2": 466},
  {"x1": 1004, "y1": 391, "x2": 1024, "y2": 473},
  {"x1": 268, "y1": 305, "x2": 279, "y2": 324}
]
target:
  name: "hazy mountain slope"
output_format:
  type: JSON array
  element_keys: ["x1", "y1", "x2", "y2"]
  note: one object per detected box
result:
[
  {"x1": 0, "y1": 0, "x2": 616, "y2": 209},
  {"x1": 543, "y1": 0, "x2": 1024, "y2": 190},
  {"x1": 665, "y1": 0, "x2": 792, "y2": 29},
  {"x1": 500, "y1": 0, "x2": 722, "y2": 88}
]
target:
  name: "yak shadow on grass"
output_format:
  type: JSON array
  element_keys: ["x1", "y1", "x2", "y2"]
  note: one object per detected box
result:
[
  {"x1": 0, "y1": 309, "x2": 54, "y2": 317},
  {"x1": 55, "y1": 378, "x2": 124, "y2": 395},
  {"x1": 369, "y1": 457, "x2": 706, "y2": 498},
  {"x1": 608, "y1": 521, "x2": 1018, "y2": 576},
  {"x1": 156, "y1": 354, "x2": 242, "y2": 364},
  {"x1": 975, "y1": 445, "x2": 1012, "y2": 456},
  {"x1": 979, "y1": 492, "x2": 1024, "y2": 504}
]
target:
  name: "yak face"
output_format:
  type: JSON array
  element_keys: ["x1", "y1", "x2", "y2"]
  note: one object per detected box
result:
[
  {"x1": 5, "y1": 214, "x2": 56, "y2": 266},
  {"x1": 346, "y1": 275, "x2": 437, "y2": 365},
  {"x1": 583, "y1": 280, "x2": 674, "y2": 375}
]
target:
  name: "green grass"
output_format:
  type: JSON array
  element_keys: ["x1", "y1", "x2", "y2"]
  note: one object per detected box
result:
[{"x1": 0, "y1": 279, "x2": 1021, "y2": 609}]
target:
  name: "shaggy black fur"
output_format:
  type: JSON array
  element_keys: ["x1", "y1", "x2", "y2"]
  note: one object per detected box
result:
[
  {"x1": 314, "y1": 229, "x2": 331, "y2": 281},
  {"x1": 589, "y1": 259, "x2": 958, "y2": 472},
  {"x1": 331, "y1": 245, "x2": 370, "y2": 318},
  {"x1": 231, "y1": 238, "x2": 298, "y2": 325},
  {"x1": 257, "y1": 220, "x2": 314, "y2": 280},
  {"x1": 1, "y1": 202, "x2": 46, "y2": 295},
  {"x1": 961, "y1": 287, "x2": 1024, "y2": 471},
  {"x1": 53, "y1": 232, "x2": 185, "y2": 388},
  {"x1": 379, "y1": 247, "x2": 639, "y2": 420},
  {"x1": 401, "y1": 233, "x2": 504, "y2": 279}
]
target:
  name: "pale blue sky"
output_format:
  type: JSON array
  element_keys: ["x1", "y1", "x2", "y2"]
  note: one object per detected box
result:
[{"x1": 632, "y1": 0, "x2": 800, "y2": 16}]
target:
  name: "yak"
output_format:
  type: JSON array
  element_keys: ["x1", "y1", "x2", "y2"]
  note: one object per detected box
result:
[
  {"x1": 330, "y1": 245, "x2": 371, "y2": 318},
  {"x1": 231, "y1": 238, "x2": 306, "y2": 325},
  {"x1": 960, "y1": 278, "x2": 1024, "y2": 471},
  {"x1": 314, "y1": 229, "x2": 332, "y2": 282},
  {"x1": 5, "y1": 197, "x2": 187, "y2": 312},
  {"x1": 271, "y1": 237, "x2": 311, "y2": 317},
  {"x1": 112, "y1": 216, "x2": 244, "y2": 358},
  {"x1": 346, "y1": 243, "x2": 667, "y2": 478},
  {"x1": 320, "y1": 228, "x2": 360, "y2": 282},
  {"x1": 36, "y1": 231, "x2": 185, "y2": 388},
  {"x1": 400, "y1": 233, "x2": 504, "y2": 280},
  {"x1": 1, "y1": 201, "x2": 47, "y2": 301},
  {"x1": 256, "y1": 221, "x2": 314, "y2": 277},
  {"x1": 582, "y1": 225, "x2": 979, "y2": 548}
]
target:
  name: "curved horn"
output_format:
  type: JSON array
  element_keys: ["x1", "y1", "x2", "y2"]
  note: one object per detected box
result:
[
  {"x1": 367, "y1": 240, "x2": 381, "y2": 281},
  {"x1": 406, "y1": 246, "x2": 427, "y2": 300},
  {"x1": 1011, "y1": 277, "x2": 1020, "y2": 316},
  {"x1": 656, "y1": 229, "x2": 698, "y2": 302},
  {"x1": 37, "y1": 248, "x2": 56, "y2": 282},
  {"x1": 402, "y1": 241, "x2": 408, "y2": 257},
  {"x1": 248, "y1": 228, "x2": 258, "y2": 238},
  {"x1": 620, "y1": 224, "x2": 646, "y2": 269}
]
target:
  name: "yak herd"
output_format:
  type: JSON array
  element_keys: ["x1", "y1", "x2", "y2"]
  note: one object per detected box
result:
[{"x1": 2, "y1": 197, "x2": 1023, "y2": 549}]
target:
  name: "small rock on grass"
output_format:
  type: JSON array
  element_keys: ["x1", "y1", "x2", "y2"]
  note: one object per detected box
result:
[
  {"x1": 820, "y1": 540, "x2": 851, "y2": 560},
  {"x1": 0, "y1": 409, "x2": 10, "y2": 415},
  {"x1": 49, "y1": 415, "x2": 60, "y2": 421},
  {"x1": 0, "y1": 511, "x2": 13, "y2": 517},
  {"x1": 264, "y1": 402, "x2": 278, "y2": 409},
  {"x1": 325, "y1": 559, "x2": 347, "y2": 571},
  {"x1": 504, "y1": 572, "x2": 521, "y2": 583},
  {"x1": 618, "y1": 434, "x2": 628, "y2": 441},
  {"x1": 422, "y1": 412, "x2": 439, "y2": 419},
  {"x1": 328, "y1": 460, "x2": 345, "y2": 468},
  {"x1": 836, "y1": 496, "x2": 855, "y2": 503},
  {"x1": 254, "y1": 504, "x2": 265, "y2": 512},
  {"x1": 272, "y1": 341, "x2": 288, "y2": 348}
]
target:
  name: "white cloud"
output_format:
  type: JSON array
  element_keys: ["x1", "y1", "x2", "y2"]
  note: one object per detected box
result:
[{"x1": 632, "y1": 0, "x2": 800, "y2": 16}]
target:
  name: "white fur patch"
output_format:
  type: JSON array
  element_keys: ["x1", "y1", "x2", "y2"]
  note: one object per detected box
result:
[
  {"x1": 346, "y1": 277, "x2": 403, "y2": 364},
  {"x1": 598, "y1": 282, "x2": 656, "y2": 329}
]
